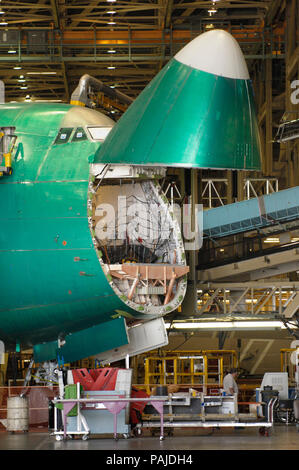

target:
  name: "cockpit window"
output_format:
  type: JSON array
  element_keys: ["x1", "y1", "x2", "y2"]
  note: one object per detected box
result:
[
  {"x1": 54, "y1": 128, "x2": 73, "y2": 144},
  {"x1": 87, "y1": 126, "x2": 112, "y2": 141},
  {"x1": 72, "y1": 127, "x2": 88, "y2": 142}
]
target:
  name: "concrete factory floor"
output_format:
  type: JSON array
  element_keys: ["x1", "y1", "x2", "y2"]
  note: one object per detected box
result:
[{"x1": 0, "y1": 425, "x2": 299, "y2": 451}]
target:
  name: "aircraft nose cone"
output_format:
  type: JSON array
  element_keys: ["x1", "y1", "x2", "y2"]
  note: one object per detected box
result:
[
  {"x1": 175, "y1": 29, "x2": 249, "y2": 80},
  {"x1": 95, "y1": 29, "x2": 261, "y2": 171}
]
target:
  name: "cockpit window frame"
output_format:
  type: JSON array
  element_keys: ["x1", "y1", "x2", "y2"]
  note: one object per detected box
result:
[
  {"x1": 71, "y1": 127, "x2": 88, "y2": 142},
  {"x1": 54, "y1": 127, "x2": 73, "y2": 145}
]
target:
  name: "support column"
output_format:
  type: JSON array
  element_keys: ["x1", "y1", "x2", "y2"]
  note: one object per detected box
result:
[
  {"x1": 265, "y1": 58, "x2": 273, "y2": 176},
  {"x1": 181, "y1": 168, "x2": 199, "y2": 316},
  {"x1": 284, "y1": 0, "x2": 297, "y2": 188}
]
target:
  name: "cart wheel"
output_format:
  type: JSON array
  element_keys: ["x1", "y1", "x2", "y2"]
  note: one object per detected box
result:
[
  {"x1": 160, "y1": 435, "x2": 165, "y2": 441},
  {"x1": 82, "y1": 434, "x2": 89, "y2": 441},
  {"x1": 258, "y1": 427, "x2": 265, "y2": 436},
  {"x1": 134, "y1": 427, "x2": 142, "y2": 437},
  {"x1": 55, "y1": 435, "x2": 63, "y2": 441},
  {"x1": 123, "y1": 433, "x2": 130, "y2": 439}
]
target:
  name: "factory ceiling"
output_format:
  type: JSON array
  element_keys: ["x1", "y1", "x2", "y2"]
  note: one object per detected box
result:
[{"x1": 0, "y1": 0, "x2": 286, "y2": 114}]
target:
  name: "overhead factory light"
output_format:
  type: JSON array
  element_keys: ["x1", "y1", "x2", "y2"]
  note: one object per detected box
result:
[
  {"x1": 8, "y1": 48, "x2": 16, "y2": 54},
  {"x1": 0, "y1": 20, "x2": 8, "y2": 25},
  {"x1": 27, "y1": 71, "x2": 57, "y2": 75},
  {"x1": 107, "y1": 10, "x2": 116, "y2": 14},
  {"x1": 20, "y1": 86, "x2": 28, "y2": 90},
  {"x1": 13, "y1": 65, "x2": 22, "y2": 70},
  {"x1": 34, "y1": 99, "x2": 63, "y2": 102},
  {"x1": 107, "y1": 21, "x2": 116, "y2": 25},
  {"x1": 264, "y1": 237, "x2": 280, "y2": 243},
  {"x1": 107, "y1": 65, "x2": 115, "y2": 69},
  {"x1": 164, "y1": 320, "x2": 289, "y2": 330},
  {"x1": 107, "y1": 49, "x2": 116, "y2": 53}
]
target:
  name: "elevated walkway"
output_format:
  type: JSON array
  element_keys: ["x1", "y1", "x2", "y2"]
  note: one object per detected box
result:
[
  {"x1": 199, "y1": 185, "x2": 299, "y2": 279},
  {"x1": 203, "y1": 185, "x2": 299, "y2": 239},
  {"x1": 198, "y1": 186, "x2": 299, "y2": 321}
]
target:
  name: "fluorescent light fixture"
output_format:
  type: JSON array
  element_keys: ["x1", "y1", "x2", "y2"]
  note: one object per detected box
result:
[
  {"x1": 107, "y1": 10, "x2": 116, "y2": 14},
  {"x1": 107, "y1": 65, "x2": 115, "y2": 69},
  {"x1": 0, "y1": 21, "x2": 8, "y2": 25},
  {"x1": 27, "y1": 71, "x2": 57, "y2": 75},
  {"x1": 8, "y1": 48, "x2": 16, "y2": 54},
  {"x1": 18, "y1": 79, "x2": 26, "y2": 83},
  {"x1": 107, "y1": 21, "x2": 116, "y2": 25},
  {"x1": 13, "y1": 65, "x2": 22, "y2": 70},
  {"x1": 264, "y1": 237, "x2": 280, "y2": 243},
  {"x1": 107, "y1": 0, "x2": 116, "y2": 2},
  {"x1": 164, "y1": 321, "x2": 288, "y2": 330},
  {"x1": 262, "y1": 236, "x2": 299, "y2": 243},
  {"x1": 20, "y1": 86, "x2": 28, "y2": 90},
  {"x1": 107, "y1": 49, "x2": 116, "y2": 53},
  {"x1": 34, "y1": 99, "x2": 63, "y2": 102}
]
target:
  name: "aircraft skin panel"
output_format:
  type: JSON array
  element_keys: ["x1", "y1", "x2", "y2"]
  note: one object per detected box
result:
[
  {"x1": 95, "y1": 33, "x2": 261, "y2": 171},
  {"x1": 33, "y1": 317, "x2": 129, "y2": 364},
  {"x1": 0, "y1": 249, "x2": 128, "y2": 345}
]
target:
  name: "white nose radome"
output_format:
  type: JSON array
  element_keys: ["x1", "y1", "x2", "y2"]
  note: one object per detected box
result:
[{"x1": 174, "y1": 29, "x2": 249, "y2": 80}]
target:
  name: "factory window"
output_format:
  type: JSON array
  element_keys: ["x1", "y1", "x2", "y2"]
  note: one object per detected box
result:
[
  {"x1": 54, "y1": 128, "x2": 73, "y2": 144},
  {"x1": 87, "y1": 126, "x2": 112, "y2": 141},
  {"x1": 72, "y1": 127, "x2": 88, "y2": 142}
]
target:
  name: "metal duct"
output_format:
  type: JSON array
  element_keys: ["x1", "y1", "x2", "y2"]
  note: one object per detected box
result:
[{"x1": 70, "y1": 74, "x2": 133, "y2": 108}]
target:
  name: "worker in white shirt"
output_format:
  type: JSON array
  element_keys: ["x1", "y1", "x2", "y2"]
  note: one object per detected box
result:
[{"x1": 223, "y1": 368, "x2": 238, "y2": 396}]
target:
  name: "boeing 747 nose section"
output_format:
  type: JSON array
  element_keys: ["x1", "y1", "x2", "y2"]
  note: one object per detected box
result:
[
  {"x1": 94, "y1": 29, "x2": 261, "y2": 171},
  {"x1": 0, "y1": 29, "x2": 262, "y2": 364}
]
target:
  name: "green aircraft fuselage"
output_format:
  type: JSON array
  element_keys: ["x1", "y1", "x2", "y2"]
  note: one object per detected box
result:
[{"x1": 0, "y1": 103, "x2": 135, "y2": 353}]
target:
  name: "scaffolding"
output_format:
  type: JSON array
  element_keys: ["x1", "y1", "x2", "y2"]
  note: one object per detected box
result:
[{"x1": 143, "y1": 350, "x2": 237, "y2": 395}]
